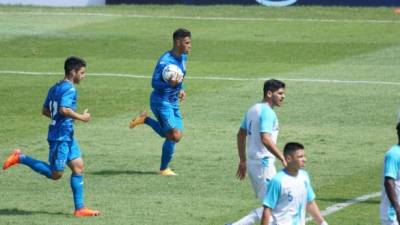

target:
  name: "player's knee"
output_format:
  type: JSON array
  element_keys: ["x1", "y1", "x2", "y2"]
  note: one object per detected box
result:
[
  {"x1": 166, "y1": 130, "x2": 182, "y2": 142},
  {"x1": 72, "y1": 166, "x2": 84, "y2": 175},
  {"x1": 51, "y1": 171, "x2": 63, "y2": 180},
  {"x1": 174, "y1": 134, "x2": 182, "y2": 142},
  {"x1": 68, "y1": 158, "x2": 84, "y2": 174}
]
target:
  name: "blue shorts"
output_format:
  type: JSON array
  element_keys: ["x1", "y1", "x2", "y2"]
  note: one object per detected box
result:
[
  {"x1": 150, "y1": 100, "x2": 183, "y2": 133},
  {"x1": 48, "y1": 139, "x2": 81, "y2": 171}
]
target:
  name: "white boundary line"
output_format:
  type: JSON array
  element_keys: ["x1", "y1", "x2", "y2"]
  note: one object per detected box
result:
[
  {"x1": 1, "y1": 70, "x2": 400, "y2": 86},
  {"x1": 0, "y1": 11, "x2": 399, "y2": 24},
  {"x1": 306, "y1": 192, "x2": 381, "y2": 222},
  {"x1": 0, "y1": 69, "x2": 387, "y2": 219},
  {"x1": 0, "y1": 8, "x2": 393, "y2": 221}
]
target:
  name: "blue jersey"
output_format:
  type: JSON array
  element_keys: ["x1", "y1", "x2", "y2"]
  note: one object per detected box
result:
[
  {"x1": 150, "y1": 51, "x2": 187, "y2": 104},
  {"x1": 43, "y1": 80, "x2": 77, "y2": 141}
]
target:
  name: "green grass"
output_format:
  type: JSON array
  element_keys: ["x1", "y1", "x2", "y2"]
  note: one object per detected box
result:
[{"x1": 1, "y1": 4, "x2": 400, "y2": 225}]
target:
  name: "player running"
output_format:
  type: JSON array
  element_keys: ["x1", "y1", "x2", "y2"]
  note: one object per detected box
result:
[
  {"x1": 3, "y1": 56, "x2": 100, "y2": 217},
  {"x1": 261, "y1": 142, "x2": 327, "y2": 225},
  {"x1": 129, "y1": 28, "x2": 191, "y2": 176}
]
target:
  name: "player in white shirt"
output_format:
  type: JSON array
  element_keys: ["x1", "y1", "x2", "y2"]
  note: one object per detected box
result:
[
  {"x1": 261, "y1": 142, "x2": 327, "y2": 225},
  {"x1": 227, "y1": 79, "x2": 287, "y2": 225},
  {"x1": 380, "y1": 123, "x2": 400, "y2": 225}
]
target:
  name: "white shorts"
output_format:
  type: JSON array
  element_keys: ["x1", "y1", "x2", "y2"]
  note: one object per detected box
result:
[
  {"x1": 381, "y1": 219, "x2": 399, "y2": 225},
  {"x1": 247, "y1": 157, "x2": 276, "y2": 202},
  {"x1": 381, "y1": 201, "x2": 399, "y2": 225}
]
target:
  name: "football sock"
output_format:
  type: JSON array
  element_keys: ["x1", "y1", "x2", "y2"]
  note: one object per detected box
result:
[
  {"x1": 232, "y1": 207, "x2": 263, "y2": 225},
  {"x1": 160, "y1": 140, "x2": 175, "y2": 170},
  {"x1": 19, "y1": 155, "x2": 52, "y2": 178},
  {"x1": 71, "y1": 173, "x2": 85, "y2": 210},
  {"x1": 144, "y1": 117, "x2": 165, "y2": 138}
]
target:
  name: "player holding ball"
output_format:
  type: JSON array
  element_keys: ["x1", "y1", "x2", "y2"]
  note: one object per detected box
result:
[{"x1": 129, "y1": 28, "x2": 191, "y2": 176}]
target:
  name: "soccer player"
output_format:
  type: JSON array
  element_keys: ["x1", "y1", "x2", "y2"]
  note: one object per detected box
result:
[
  {"x1": 261, "y1": 142, "x2": 327, "y2": 225},
  {"x1": 227, "y1": 79, "x2": 287, "y2": 225},
  {"x1": 2, "y1": 56, "x2": 100, "y2": 217},
  {"x1": 380, "y1": 123, "x2": 400, "y2": 225},
  {"x1": 129, "y1": 28, "x2": 191, "y2": 176}
]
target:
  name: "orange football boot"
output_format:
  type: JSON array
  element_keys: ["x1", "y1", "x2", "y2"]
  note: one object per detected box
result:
[
  {"x1": 3, "y1": 149, "x2": 21, "y2": 170},
  {"x1": 159, "y1": 168, "x2": 177, "y2": 176},
  {"x1": 129, "y1": 111, "x2": 147, "y2": 129},
  {"x1": 74, "y1": 207, "x2": 101, "y2": 217}
]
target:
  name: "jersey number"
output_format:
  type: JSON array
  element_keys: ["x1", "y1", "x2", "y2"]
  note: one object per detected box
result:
[
  {"x1": 49, "y1": 100, "x2": 58, "y2": 125},
  {"x1": 288, "y1": 191, "x2": 293, "y2": 202},
  {"x1": 248, "y1": 121, "x2": 252, "y2": 135}
]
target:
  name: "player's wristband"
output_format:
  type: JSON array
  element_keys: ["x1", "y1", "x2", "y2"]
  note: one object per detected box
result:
[{"x1": 320, "y1": 221, "x2": 328, "y2": 225}]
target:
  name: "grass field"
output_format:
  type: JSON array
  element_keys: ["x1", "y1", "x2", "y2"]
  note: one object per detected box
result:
[{"x1": 0, "y1": 4, "x2": 400, "y2": 225}]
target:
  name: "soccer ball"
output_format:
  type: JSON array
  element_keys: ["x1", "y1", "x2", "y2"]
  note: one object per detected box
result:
[{"x1": 162, "y1": 64, "x2": 183, "y2": 83}]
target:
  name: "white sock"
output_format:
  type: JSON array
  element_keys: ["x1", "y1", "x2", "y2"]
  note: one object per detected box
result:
[{"x1": 232, "y1": 207, "x2": 263, "y2": 225}]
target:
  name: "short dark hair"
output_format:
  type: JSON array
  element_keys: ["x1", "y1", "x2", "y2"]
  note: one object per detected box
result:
[
  {"x1": 64, "y1": 56, "x2": 86, "y2": 75},
  {"x1": 263, "y1": 79, "x2": 285, "y2": 97},
  {"x1": 397, "y1": 123, "x2": 400, "y2": 144},
  {"x1": 283, "y1": 142, "x2": 304, "y2": 157},
  {"x1": 173, "y1": 28, "x2": 191, "y2": 41}
]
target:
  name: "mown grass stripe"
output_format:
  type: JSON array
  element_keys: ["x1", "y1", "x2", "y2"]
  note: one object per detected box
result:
[{"x1": 1, "y1": 70, "x2": 400, "y2": 86}]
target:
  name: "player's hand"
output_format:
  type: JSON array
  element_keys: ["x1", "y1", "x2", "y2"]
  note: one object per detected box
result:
[
  {"x1": 179, "y1": 90, "x2": 186, "y2": 102},
  {"x1": 281, "y1": 158, "x2": 287, "y2": 168},
  {"x1": 236, "y1": 161, "x2": 246, "y2": 180},
  {"x1": 396, "y1": 210, "x2": 400, "y2": 224},
  {"x1": 81, "y1": 109, "x2": 91, "y2": 122},
  {"x1": 169, "y1": 73, "x2": 180, "y2": 87}
]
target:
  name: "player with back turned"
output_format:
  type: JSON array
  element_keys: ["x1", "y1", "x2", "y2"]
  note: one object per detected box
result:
[{"x1": 3, "y1": 56, "x2": 100, "y2": 217}]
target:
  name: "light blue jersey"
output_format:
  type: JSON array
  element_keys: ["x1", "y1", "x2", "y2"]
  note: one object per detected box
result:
[
  {"x1": 240, "y1": 103, "x2": 279, "y2": 159},
  {"x1": 151, "y1": 51, "x2": 187, "y2": 105},
  {"x1": 380, "y1": 145, "x2": 400, "y2": 223},
  {"x1": 43, "y1": 80, "x2": 77, "y2": 141},
  {"x1": 263, "y1": 169, "x2": 315, "y2": 225}
]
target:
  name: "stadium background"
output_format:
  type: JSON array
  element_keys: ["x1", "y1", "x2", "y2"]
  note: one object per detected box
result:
[{"x1": 106, "y1": 0, "x2": 400, "y2": 7}]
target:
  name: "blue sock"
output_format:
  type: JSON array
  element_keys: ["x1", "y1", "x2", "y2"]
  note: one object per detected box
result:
[
  {"x1": 145, "y1": 117, "x2": 165, "y2": 138},
  {"x1": 20, "y1": 155, "x2": 52, "y2": 178},
  {"x1": 160, "y1": 140, "x2": 175, "y2": 170},
  {"x1": 71, "y1": 173, "x2": 85, "y2": 210}
]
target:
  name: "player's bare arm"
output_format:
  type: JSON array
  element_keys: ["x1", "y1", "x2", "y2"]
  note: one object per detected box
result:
[
  {"x1": 42, "y1": 107, "x2": 51, "y2": 118},
  {"x1": 306, "y1": 200, "x2": 328, "y2": 225},
  {"x1": 179, "y1": 89, "x2": 186, "y2": 102},
  {"x1": 236, "y1": 128, "x2": 247, "y2": 180},
  {"x1": 260, "y1": 206, "x2": 271, "y2": 225},
  {"x1": 261, "y1": 133, "x2": 286, "y2": 167},
  {"x1": 60, "y1": 107, "x2": 91, "y2": 122},
  {"x1": 384, "y1": 176, "x2": 400, "y2": 223},
  {"x1": 169, "y1": 77, "x2": 180, "y2": 87}
]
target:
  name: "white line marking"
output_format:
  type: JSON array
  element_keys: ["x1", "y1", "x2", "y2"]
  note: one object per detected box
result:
[
  {"x1": 0, "y1": 10, "x2": 393, "y2": 217},
  {"x1": 0, "y1": 70, "x2": 387, "y2": 218},
  {"x1": 0, "y1": 11, "x2": 399, "y2": 24},
  {"x1": 1, "y1": 70, "x2": 400, "y2": 86},
  {"x1": 306, "y1": 191, "x2": 381, "y2": 222}
]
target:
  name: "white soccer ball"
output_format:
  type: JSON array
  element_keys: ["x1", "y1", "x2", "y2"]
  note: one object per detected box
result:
[{"x1": 162, "y1": 64, "x2": 183, "y2": 83}]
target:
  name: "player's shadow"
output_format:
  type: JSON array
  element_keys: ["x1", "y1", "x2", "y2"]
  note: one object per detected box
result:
[
  {"x1": 0, "y1": 208, "x2": 69, "y2": 216},
  {"x1": 89, "y1": 169, "x2": 158, "y2": 176},
  {"x1": 318, "y1": 197, "x2": 380, "y2": 205}
]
